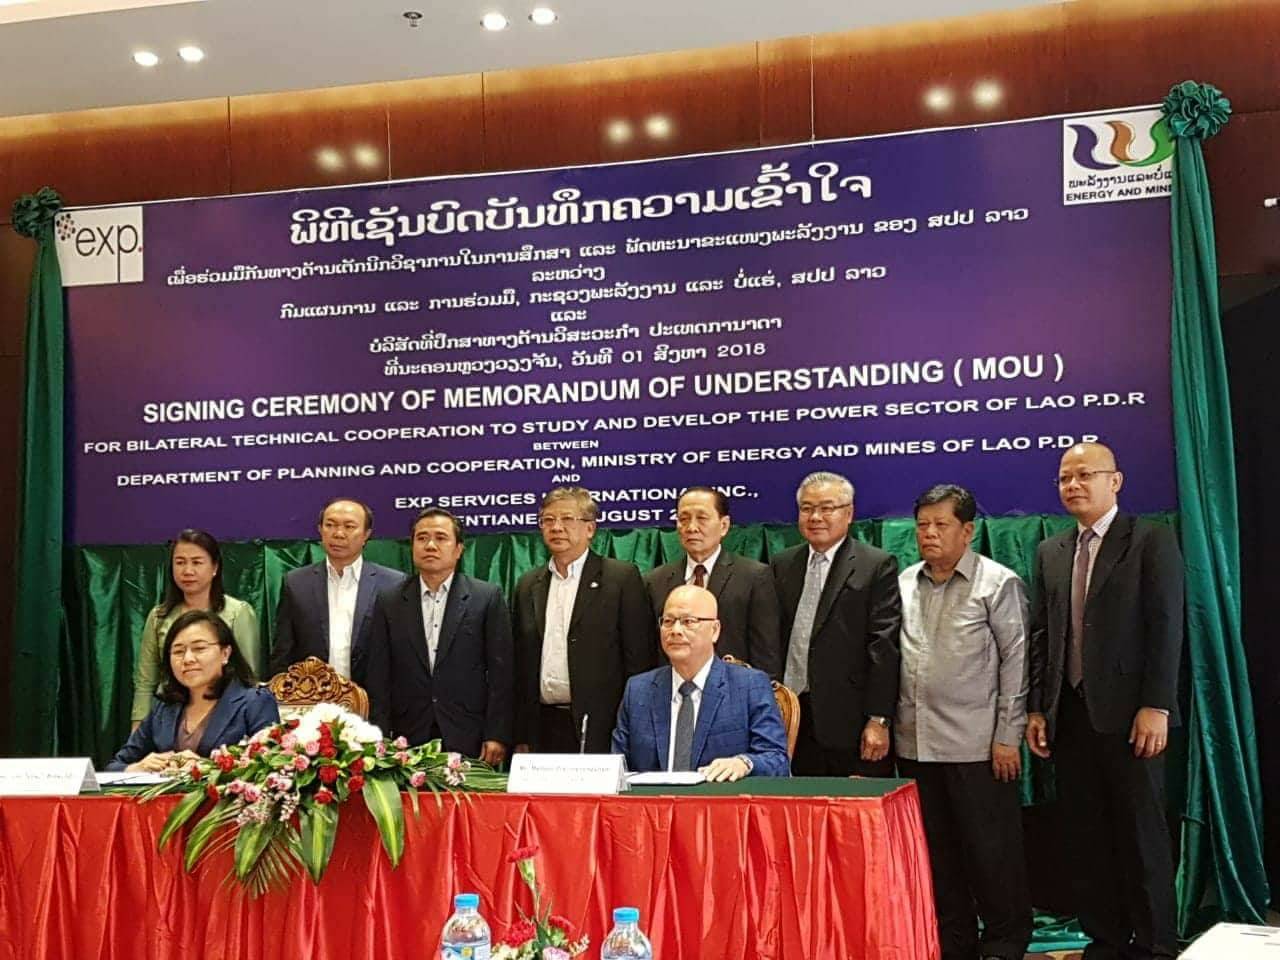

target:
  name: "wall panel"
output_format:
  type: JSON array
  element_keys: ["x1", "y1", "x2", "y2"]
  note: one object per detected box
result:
[
  {"x1": 388, "y1": 75, "x2": 487, "y2": 180},
  {"x1": 1206, "y1": 110, "x2": 1280, "y2": 277}
]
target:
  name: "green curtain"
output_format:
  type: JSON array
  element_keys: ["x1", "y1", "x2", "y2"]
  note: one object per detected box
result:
[
  {"x1": 1163, "y1": 81, "x2": 1271, "y2": 928},
  {"x1": 9, "y1": 188, "x2": 68, "y2": 757}
]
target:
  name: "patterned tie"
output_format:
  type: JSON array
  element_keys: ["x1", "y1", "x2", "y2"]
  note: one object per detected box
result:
[
  {"x1": 784, "y1": 552, "x2": 827, "y2": 693},
  {"x1": 692, "y1": 564, "x2": 707, "y2": 588},
  {"x1": 1067, "y1": 528, "x2": 1096, "y2": 690},
  {"x1": 672, "y1": 680, "x2": 697, "y2": 771}
]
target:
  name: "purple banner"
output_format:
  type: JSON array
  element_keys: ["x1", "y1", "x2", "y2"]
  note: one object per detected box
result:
[{"x1": 62, "y1": 107, "x2": 1175, "y2": 544}]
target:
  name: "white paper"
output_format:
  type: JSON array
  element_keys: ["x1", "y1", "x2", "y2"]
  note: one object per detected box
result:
[
  {"x1": 1180, "y1": 922, "x2": 1280, "y2": 959},
  {"x1": 507, "y1": 753, "x2": 627, "y2": 795},
  {"x1": 626, "y1": 771, "x2": 707, "y2": 786},
  {"x1": 0, "y1": 757, "x2": 99, "y2": 796},
  {"x1": 96, "y1": 771, "x2": 173, "y2": 786}
]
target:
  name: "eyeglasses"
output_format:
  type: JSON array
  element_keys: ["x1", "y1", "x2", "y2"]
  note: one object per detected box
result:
[
  {"x1": 538, "y1": 515, "x2": 591, "y2": 529},
  {"x1": 799, "y1": 502, "x2": 851, "y2": 518},
  {"x1": 658, "y1": 615, "x2": 717, "y2": 631},
  {"x1": 170, "y1": 642, "x2": 218, "y2": 659},
  {"x1": 1055, "y1": 470, "x2": 1117, "y2": 487}
]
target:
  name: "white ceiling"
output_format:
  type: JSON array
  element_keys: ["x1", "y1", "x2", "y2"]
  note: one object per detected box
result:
[{"x1": 0, "y1": 0, "x2": 1057, "y2": 119}]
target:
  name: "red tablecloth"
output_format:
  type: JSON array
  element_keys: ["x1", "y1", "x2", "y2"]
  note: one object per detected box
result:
[{"x1": 0, "y1": 783, "x2": 938, "y2": 959}]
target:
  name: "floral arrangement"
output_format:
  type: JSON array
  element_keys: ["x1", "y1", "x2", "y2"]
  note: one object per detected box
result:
[
  {"x1": 494, "y1": 838, "x2": 589, "y2": 959},
  {"x1": 142, "y1": 703, "x2": 507, "y2": 895}
]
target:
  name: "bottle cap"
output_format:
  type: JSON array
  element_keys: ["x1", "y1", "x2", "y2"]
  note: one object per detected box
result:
[
  {"x1": 613, "y1": 906, "x2": 640, "y2": 924},
  {"x1": 455, "y1": 893, "x2": 480, "y2": 910}
]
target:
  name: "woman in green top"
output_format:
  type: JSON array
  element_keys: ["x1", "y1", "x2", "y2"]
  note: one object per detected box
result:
[{"x1": 130, "y1": 529, "x2": 260, "y2": 728}]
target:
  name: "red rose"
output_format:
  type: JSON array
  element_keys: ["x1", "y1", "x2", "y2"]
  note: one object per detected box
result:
[
  {"x1": 507, "y1": 844, "x2": 540, "y2": 864},
  {"x1": 350, "y1": 757, "x2": 365, "y2": 774},
  {"x1": 205, "y1": 785, "x2": 219, "y2": 801},
  {"x1": 188, "y1": 764, "x2": 203, "y2": 780},
  {"x1": 287, "y1": 719, "x2": 300, "y2": 729},
  {"x1": 315, "y1": 788, "x2": 334, "y2": 805},
  {"x1": 348, "y1": 775, "x2": 365, "y2": 792},
  {"x1": 318, "y1": 765, "x2": 339, "y2": 785},
  {"x1": 215, "y1": 753, "x2": 235, "y2": 772},
  {"x1": 549, "y1": 915, "x2": 576, "y2": 939},
  {"x1": 321, "y1": 746, "x2": 337, "y2": 759},
  {"x1": 499, "y1": 919, "x2": 536, "y2": 947}
]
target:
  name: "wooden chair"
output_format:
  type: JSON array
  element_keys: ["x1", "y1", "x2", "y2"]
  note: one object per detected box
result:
[
  {"x1": 721, "y1": 655, "x2": 801, "y2": 759},
  {"x1": 266, "y1": 656, "x2": 370, "y2": 720}
]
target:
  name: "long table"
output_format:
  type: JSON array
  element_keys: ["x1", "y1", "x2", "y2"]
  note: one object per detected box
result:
[{"x1": 0, "y1": 778, "x2": 938, "y2": 960}]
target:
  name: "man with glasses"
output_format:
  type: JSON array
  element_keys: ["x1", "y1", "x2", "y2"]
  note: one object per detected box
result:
[
  {"x1": 771, "y1": 471, "x2": 902, "y2": 776},
  {"x1": 512, "y1": 487, "x2": 656, "y2": 754},
  {"x1": 1026, "y1": 442, "x2": 1182, "y2": 960},
  {"x1": 267, "y1": 497, "x2": 402, "y2": 683},
  {"x1": 611, "y1": 585, "x2": 790, "y2": 779},
  {"x1": 644, "y1": 486, "x2": 782, "y2": 679}
]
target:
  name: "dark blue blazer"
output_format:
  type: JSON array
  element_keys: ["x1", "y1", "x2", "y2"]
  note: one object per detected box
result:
[
  {"x1": 267, "y1": 558, "x2": 403, "y2": 684},
  {"x1": 611, "y1": 655, "x2": 790, "y2": 777},
  {"x1": 108, "y1": 679, "x2": 280, "y2": 770}
]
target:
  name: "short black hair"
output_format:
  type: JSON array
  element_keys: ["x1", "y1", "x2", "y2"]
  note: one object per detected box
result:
[
  {"x1": 158, "y1": 609, "x2": 255, "y2": 704},
  {"x1": 678, "y1": 486, "x2": 729, "y2": 518},
  {"x1": 159, "y1": 529, "x2": 226, "y2": 618},
  {"x1": 913, "y1": 484, "x2": 977, "y2": 523},
  {"x1": 317, "y1": 497, "x2": 374, "y2": 532},
  {"x1": 412, "y1": 507, "x2": 464, "y2": 543}
]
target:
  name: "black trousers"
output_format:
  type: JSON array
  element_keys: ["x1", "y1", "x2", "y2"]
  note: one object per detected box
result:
[
  {"x1": 897, "y1": 758, "x2": 1032, "y2": 960},
  {"x1": 791, "y1": 693, "x2": 894, "y2": 777},
  {"x1": 534, "y1": 704, "x2": 582, "y2": 753},
  {"x1": 1056, "y1": 687, "x2": 1177, "y2": 960}
]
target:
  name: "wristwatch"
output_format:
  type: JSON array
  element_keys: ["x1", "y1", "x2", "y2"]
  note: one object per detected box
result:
[
  {"x1": 868, "y1": 715, "x2": 891, "y2": 728},
  {"x1": 735, "y1": 754, "x2": 755, "y2": 773}
]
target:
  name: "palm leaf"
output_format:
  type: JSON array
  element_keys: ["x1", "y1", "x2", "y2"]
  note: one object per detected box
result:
[
  {"x1": 157, "y1": 789, "x2": 209, "y2": 851},
  {"x1": 362, "y1": 775, "x2": 406, "y2": 867},
  {"x1": 233, "y1": 819, "x2": 276, "y2": 882},
  {"x1": 184, "y1": 800, "x2": 237, "y2": 873},
  {"x1": 298, "y1": 803, "x2": 340, "y2": 883}
]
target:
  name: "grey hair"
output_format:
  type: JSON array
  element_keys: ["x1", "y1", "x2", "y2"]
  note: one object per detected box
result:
[
  {"x1": 541, "y1": 486, "x2": 599, "y2": 521},
  {"x1": 795, "y1": 471, "x2": 855, "y2": 505}
]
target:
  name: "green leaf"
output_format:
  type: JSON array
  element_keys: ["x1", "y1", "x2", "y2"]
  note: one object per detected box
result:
[
  {"x1": 184, "y1": 800, "x2": 236, "y2": 873},
  {"x1": 233, "y1": 819, "x2": 275, "y2": 882},
  {"x1": 298, "y1": 803, "x2": 340, "y2": 883},
  {"x1": 405, "y1": 783, "x2": 420, "y2": 818},
  {"x1": 362, "y1": 775, "x2": 405, "y2": 867},
  {"x1": 157, "y1": 789, "x2": 208, "y2": 851}
]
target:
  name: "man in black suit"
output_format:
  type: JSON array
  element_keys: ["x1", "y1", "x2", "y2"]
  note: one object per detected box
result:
[
  {"x1": 1027, "y1": 442, "x2": 1182, "y2": 960},
  {"x1": 644, "y1": 487, "x2": 782, "y2": 679},
  {"x1": 267, "y1": 498, "x2": 402, "y2": 684},
  {"x1": 771, "y1": 471, "x2": 901, "y2": 777},
  {"x1": 512, "y1": 487, "x2": 656, "y2": 754},
  {"x1": 364, "y1": 508, "x2": 512, "y2": 764}
]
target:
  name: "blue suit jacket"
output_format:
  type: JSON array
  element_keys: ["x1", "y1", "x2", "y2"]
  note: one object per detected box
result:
[
  {"x1": 611, "y1": 656, "x2": 790, "y2": 777},
  {"x1": 108, "y1": 679, "x2": 280, "y2": 770}
]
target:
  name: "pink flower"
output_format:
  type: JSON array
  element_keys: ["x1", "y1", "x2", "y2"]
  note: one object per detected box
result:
[
  {"x1": 227, "y1": 780, "x2": 245, "y2": 796},
  {"x1": 375, "y1": 742, "x2": 387, "y2": 757},
  {"x1": 280, "y1": 733, "x2": 298, "y2": 751},
  {"x1": 242, "y1": 785, "x2": 261, "y2": 804},
  {"x1": 293, "y1": 754, "x2": 310, "y2": 771},
  {"x1": 447, "y1": 752, "x2": 463, "y2": 770},
  {"x1": 304, "y1": 741, "x2": 320, "y2": 756},
  {"x1": 409, "y1": 771, "x2": 427, "y2": 788},
  {"x1": 393, "y1": 736, "x2": 408, "y2": 750},
  {"x1": 394, "y1": 751, "x2": 411, "y2": 764},
  {"x1": 542, "y1": 949, "x2": 570, "y2": 960}
]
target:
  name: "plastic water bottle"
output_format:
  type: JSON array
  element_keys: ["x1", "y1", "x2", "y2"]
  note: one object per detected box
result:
[
  {"x1": 441, "y1": 893, "x2": 490, "y2": 960},
  {"x1": 600, "y1": 906, "x2": 652, "y2": 959}
]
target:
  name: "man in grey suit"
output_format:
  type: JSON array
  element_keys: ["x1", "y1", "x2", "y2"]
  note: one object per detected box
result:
[
  {"x1": 1027, "y1": 442, "x2": 1183, "y2": 960},
  {"x1": 644, "y1": 487, "x2": 782, "y2": 679},
  {"x1": 267, "y1": 498, "x2": 402, "y2": 684}
]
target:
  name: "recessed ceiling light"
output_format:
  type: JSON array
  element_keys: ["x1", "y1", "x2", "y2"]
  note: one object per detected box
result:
[
  {"x1": 352, "y1": 145, "x2": 382, "y2": 170},
  {"x1": 315, "y1": 148, "x2": 345, "y2": 172},
  {"x1": 529, "y1": 6, "x2": 556, "y2": 25},
  {"x1": 645, "y1": 115, "x2": 673, "y2": 139},
  {"x1": 178, "y1": 45, "x2": 205, "y2": 63},
  {"x1": 922, "y1": 86, "x2": 954, "y2": 112},
  {"x1": 972, "y1": 79, "x2": 1004, "y2": 108},
  {"x1": 605, "y1": 119, "x2": 633, "y2": 145},
  {"x1": 481, "y1": 11, "x2": 508, "y2": 30},
  {"x1": 132, "y1": 50, "x2": 160, "y2": 67}
]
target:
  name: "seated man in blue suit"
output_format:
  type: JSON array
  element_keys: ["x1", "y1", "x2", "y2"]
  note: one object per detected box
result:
[{"x1": 611, "y1": 585, "x2": 790, "y2": 780}]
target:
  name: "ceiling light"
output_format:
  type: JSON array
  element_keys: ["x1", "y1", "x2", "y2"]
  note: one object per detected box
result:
[
  {"x1": 922, "y1": 86, "x2": 953, "y2": 112},
  {"x1": 315, "y1": 148, "x2": 345, "y2": 172},
  {"x1": 177, "y1": 45, "x2": 205, "y2": 63},
  {"x1": 605, "y1": 119, "x2": 633, "y2": 145},
  {"x1": 645, "y1": 115, "x2": 673, "y2": 139},
  {"x1": 132, "y1": 50, "x2": 160, "y2": 67},
  {"x1": 481, "y1": 11, "x2": 508, "y2": 30},
  {"x1": 529, "y1": 6, "x2": 556, "y2": 25},
  {"x1": 972, "y1": 80, "x2": 1004, "y2": 108},
  {"x1": 352, "y1": 145, "x2": 382, "y2": 170}
]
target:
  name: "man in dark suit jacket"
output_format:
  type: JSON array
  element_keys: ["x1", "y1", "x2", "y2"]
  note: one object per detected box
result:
[
  {"x1": 1027, "y1": 442, "x2": 1182, "y2": 960},
  {"x1": 644, "y1": 487, "x2": 782, "y2": 679},
  {"x1": 612, "y1": 585, "x2": 790, "y2": 779},
  {"x1": 364, "y1": 508, "x2": 512, "y2": 764},
  {"x1": 512, "y1": 487, "x2": 656, "y2": 754},
  {"x1": 772, "y1": 471, "x2": 901, "y2": 777},
  {"x1": 267, "y1": 498, "x2": 402, "y2": 684}
]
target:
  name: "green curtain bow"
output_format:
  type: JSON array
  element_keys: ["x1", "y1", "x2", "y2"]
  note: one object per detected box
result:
[
  {"x1": 11, "y1": 186, "x2": 63, "y2": 239},
  {"x1": 1161, "y1": 81, "x2": 1231, "y2": 142}
]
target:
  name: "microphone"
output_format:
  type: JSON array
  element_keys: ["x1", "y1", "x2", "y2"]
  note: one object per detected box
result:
[{"x1": 578, "y1": 713, "x2": 589, "y2": 754}]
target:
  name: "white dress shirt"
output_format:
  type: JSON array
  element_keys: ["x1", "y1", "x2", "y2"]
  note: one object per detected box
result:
[
  {"x1": 326, "y1": 555, "x2": 362, "y2": 679},
  {"x1": 420, "y1": 573, "x2": 453, "y2": 670},
  {"x1": 666, "y1": 655, "x2": 715, "y2": 771},
  {"x1": 540, "y1": 552, "x2": 587, "y2": 705},
  {"x1": 684, "y1": 546, "x2": 722, "y2": 585}
]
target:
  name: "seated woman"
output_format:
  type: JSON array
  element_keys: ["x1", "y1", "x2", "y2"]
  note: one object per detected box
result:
[
  {"x1": 109, "y1": 609, "x2": 279, "y2": 772},
  {"x1": 130, "y1": 529, "x2": 260, "y2": 730}
]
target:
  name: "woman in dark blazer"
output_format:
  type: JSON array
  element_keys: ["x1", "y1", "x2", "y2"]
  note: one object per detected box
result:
[{"x1": 109, "y1": 609, "x2": 279, "y2": 772}]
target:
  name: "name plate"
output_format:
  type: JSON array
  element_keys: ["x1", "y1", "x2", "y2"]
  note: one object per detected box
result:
[
  {"x1": 507, "y1": 753, "x2": 626, "y2": 796},
  {"x1": 0, "y1": 758, "x2": 99, "y2": 796}
]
